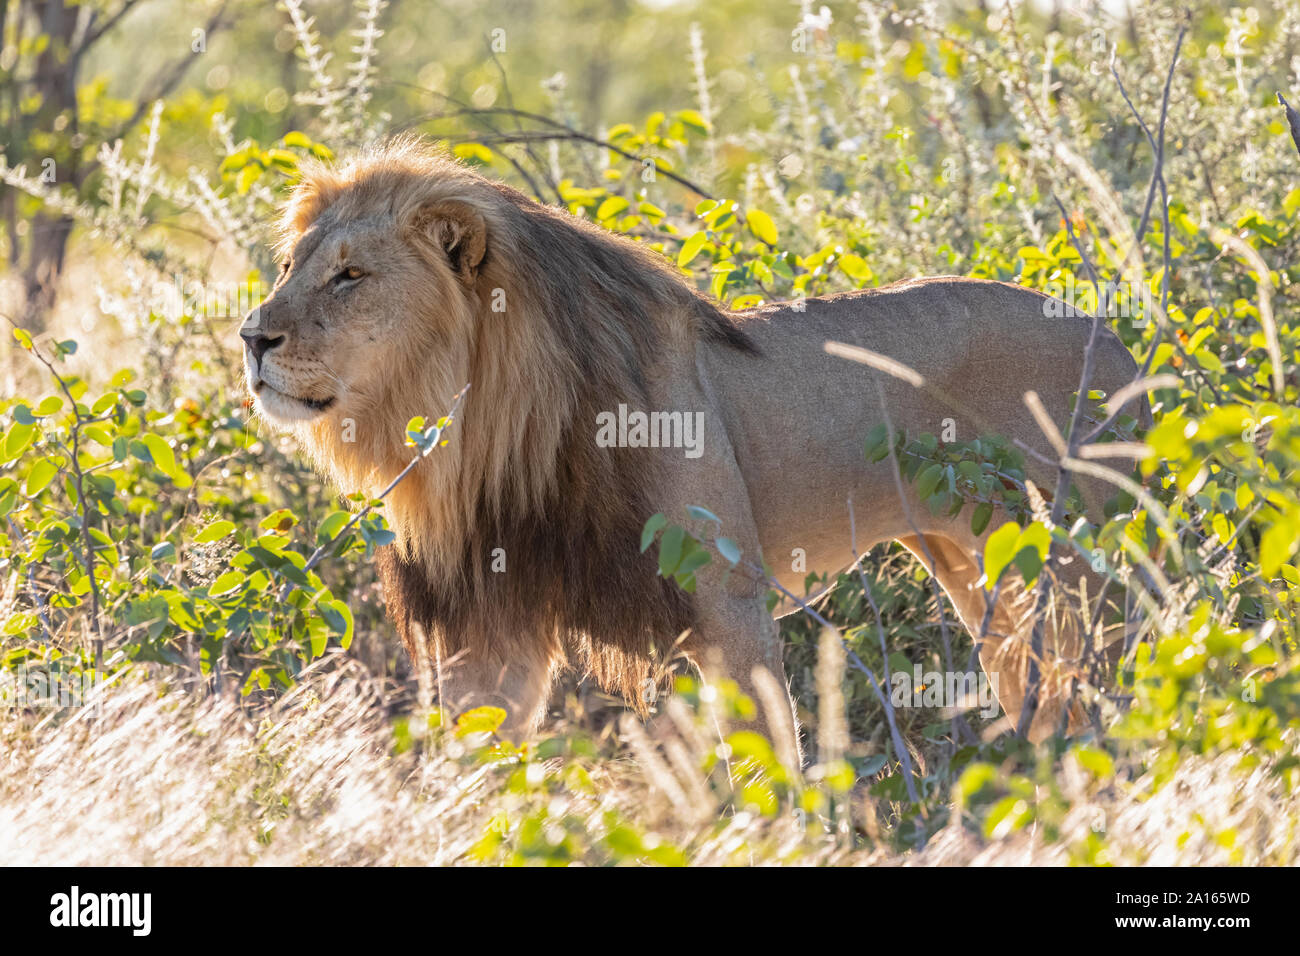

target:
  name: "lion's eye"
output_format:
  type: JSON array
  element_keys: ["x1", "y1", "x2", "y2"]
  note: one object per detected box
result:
[
  {"x1": 333, "y1": 266, "x2": 365, "y2": 286},
  {"x1": 278, "y1": 259, "x2": 291, "y2": 276}
]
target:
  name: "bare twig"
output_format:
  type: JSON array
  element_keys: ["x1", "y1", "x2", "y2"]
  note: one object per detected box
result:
[
  {"x1": 1278, "y1": 92, "x2": 1300, "y2": 160},
  {"x1": 863, "y1": 381, "x2": 966, "y2": 741},
  {"x1": 393, "y1": 96, "x2": 717, "y2": 200},
  {"x1": 1098, "y1": 24, "x2": 1224, "y2": 422},
  {"x1": 753, "y1": 567, "x2": 921, "y2": 804},
  {"x1": 274, "y1": 385, "x2": 470, "y2": 603},
  {"x1": 485, "y1": 44, "x2": 562, "y2": 203}
]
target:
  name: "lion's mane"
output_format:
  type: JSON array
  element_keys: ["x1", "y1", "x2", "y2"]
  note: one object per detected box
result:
[{"x1": 279, "y1": 138, "x2": 754, "y2": 701}]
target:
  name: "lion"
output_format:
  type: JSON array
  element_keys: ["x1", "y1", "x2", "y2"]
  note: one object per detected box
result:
[{"x1": 239, "y1": 136, "x2": 1148, "y2": 751}]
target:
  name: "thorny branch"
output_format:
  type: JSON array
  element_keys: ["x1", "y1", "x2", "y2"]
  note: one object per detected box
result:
[{"x1": 1013, "y1": 26, "x2": 1188, "y2": 738}]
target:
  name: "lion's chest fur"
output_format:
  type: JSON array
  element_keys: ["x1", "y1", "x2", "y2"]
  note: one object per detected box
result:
[{"x1": 373, "y1": 424, "x2": 700, "y2": 703}]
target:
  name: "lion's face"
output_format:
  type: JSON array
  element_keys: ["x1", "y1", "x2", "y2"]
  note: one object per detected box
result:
[
  {"x1": 239, "y1": 199, "x2": 486, "y2": 429},
  {"x1": 239, "y1": 220, "x2": 402, "y2": 425}
]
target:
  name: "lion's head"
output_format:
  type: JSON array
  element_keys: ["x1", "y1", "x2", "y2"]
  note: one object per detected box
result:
[
  {"x1": 239, "y1": 139, "x2": 491, "y2": 435},
  {"x1": 242, "y1": 140, "x2": 574, "y2": 578}
]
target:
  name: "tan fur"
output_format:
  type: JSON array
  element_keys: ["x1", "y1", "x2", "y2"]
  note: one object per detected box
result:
[{"x1": 239, "y1": 137, "x2": 1147, "y2": 750}]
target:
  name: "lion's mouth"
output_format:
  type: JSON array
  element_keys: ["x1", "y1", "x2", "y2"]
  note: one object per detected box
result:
[{"x1": 253, "y1": 380, "x2": 336, "y2": 413}]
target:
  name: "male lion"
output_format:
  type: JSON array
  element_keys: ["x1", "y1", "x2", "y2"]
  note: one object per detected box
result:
[{"x1": 240, "y1": 137, "x2": 1147, "y2": 749}]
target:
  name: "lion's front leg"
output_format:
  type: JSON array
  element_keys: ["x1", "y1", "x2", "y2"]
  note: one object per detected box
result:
[
  {"x1": 430, "y1": 638, "x2": 561, "y2": 740},
  {"x1": 689, "y1": 569, "x2": 804, "y2": 769},
  {"x1": 377, "y1": 546, "x2": 562, "y2": 739}
]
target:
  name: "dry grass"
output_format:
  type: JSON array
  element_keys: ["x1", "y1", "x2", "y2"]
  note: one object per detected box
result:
[{"x1": 2, "y1": 664, "x2": 1294, "y2": 866}]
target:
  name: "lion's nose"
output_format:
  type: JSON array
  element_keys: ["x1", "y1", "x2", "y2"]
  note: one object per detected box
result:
[{"x1": 240, "y1": 329, "x2": 285, "y2": 365}]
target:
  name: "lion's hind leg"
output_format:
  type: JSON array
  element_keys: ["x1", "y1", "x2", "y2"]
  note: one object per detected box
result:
[{"x1": 896, "y1": 533, "x2": 1100, "y2": 742}]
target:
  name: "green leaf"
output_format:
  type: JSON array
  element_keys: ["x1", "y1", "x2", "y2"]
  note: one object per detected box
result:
[
  {"x1": 716, "y1": 536, "x2": 741, "y2": 565},
  {"x1": 1014, "y1": 546, "x2": 1043, "y2": 586},
  {"x1": 596, "y1": 196, "x2": 630, "y2": 220},
  {"x1": 452, "y1": 142, "x2": 494, "y2": 164},
  {"x1": 209, "y1": 570, "x2": 246, "y2": 596},
  {"x1": 455, "y1": 706, "x2": 507, "y2": 737},
  {"x1": 658, "y1": 524, "x2": 685, "y2": 575},
  {"x1": 194, "y1": 519, "x2": 236, "y2": 544},
  {"x1": 857, "y1": 754, "x2": 888, "y2": 777},
  {"x1": 916, "y1": 462, "x2": 945, "y2": 499},
  {"x1": 309, "y1": 625, "x2": 328, "y2": 660},
  {"x1": 982, "y1": 522, "x2": 1022, "y2": 589},
  {"x1": 25, "y1": 458, "x2": 58, "y2": 496},
  {"x1": 316, "y1": 510, "x2": 351, "y2": 545},
  {"x1": 83, "y1": 425, "x2": 113, "y2": 446},
  {"x1": 677, "y1": 231, "x2": 708, "y2": 268},
  {"x1": 640, "y1": 513, "x2": 667, "y2": 552},
  {"x1": 1260, "y1": 516, "x2": 1298, "y2": 578},
  {"x1": 676, "y1": 108, "x2": 710, "y2": 132},
  {"x1": 265, "y1": 148, "x2": 297, "y2": 170},
  {"x1": 970, "y1": 502, "x2": 994, "y2": 536},
  {"x1": 3, "y1": 422, "x2": 35, "y2": 461},
  {"x1": 142, "y1": 434, "x2": 177, "y2": 477},
  {"x1": 1018, "y1": 522, "x2": 1052, "y2": 563},
  {"x1": 319, "y1": 598, "x2": 354, "y2": 649},
  {"x1": 675, "y1": 546, "x2": 711, "y2": 580},
  {"x1": 745, "y1": 208, "x2": 779, "y2": 245},
  {"x1": 709, "y1": 263, "x2": 735, "y2": 299},
  {"x1": 864, "y1": 422, "x2": 890, "y2": 462},
  {"x1": 838, "y1": 252, "x2": 872, "y2": 282},
  {"x1": 686, "y1": 505, "x2": 720, "y2": 525},
  {"x1": 259, "y1": 509, "x2": 298, "y2": 532},
  {"x1": 727, "y1": 730, "x2": 776, "y2": 766},
  {"x1": 984, "y1": 795, "x2": 1032, "y2": 839},
  {"x1": 88, "y1": 527, "x2": 119, "y2": 564},
  {"x1": 956, "y1": 762, "x2": 998, "y2": 801},
  {"x1": 1073, "y1": 745, "x2": 1115, "y2": 780},
  {"x1": 236, "y1": 163, "x2": 261, "y2": 195}
]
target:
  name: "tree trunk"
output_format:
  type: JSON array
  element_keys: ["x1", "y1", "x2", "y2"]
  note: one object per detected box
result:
[{"x1": 17, "y1": 0, "x2": 81, "y2": 331}]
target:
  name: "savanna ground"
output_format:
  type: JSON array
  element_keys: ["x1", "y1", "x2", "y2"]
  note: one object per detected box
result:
[{"x1": 1, "y1": 0, "x2": 1299, "y2": 865}]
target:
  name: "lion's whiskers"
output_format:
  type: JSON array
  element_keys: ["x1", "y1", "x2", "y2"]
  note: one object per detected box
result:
[{"x1": 317, "y1": 361, "x2": 348, "y2": 395}]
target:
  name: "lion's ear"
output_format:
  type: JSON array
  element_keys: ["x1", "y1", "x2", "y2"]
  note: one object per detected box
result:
[{"x1": 410, "y1": 200, "x2": 487, "y2": 284}]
